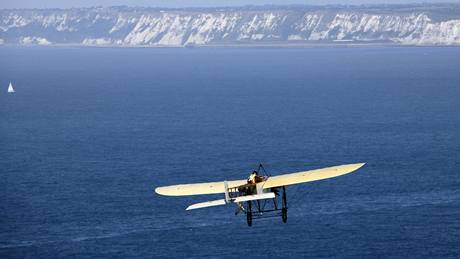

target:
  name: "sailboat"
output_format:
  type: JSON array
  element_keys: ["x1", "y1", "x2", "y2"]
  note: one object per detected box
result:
[{"x1": 8, "y1": 82, "x2": 15, "y2": 93}]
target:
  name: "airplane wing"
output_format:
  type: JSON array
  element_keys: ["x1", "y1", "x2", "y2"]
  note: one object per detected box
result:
[
  {"x1": 155, "y1": 179, "x2": 247, "y2": 196},
  {"x1": 262, "y1": 163, "x2": 365, "y2": 189},
  {"x1": 155, "y1": 163, "x2": 365, "y2": 196}
]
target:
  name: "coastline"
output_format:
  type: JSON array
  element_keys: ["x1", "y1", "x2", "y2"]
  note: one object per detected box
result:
[{"x1": 1, "y1": 42, "x2": 460, "y2": 49}]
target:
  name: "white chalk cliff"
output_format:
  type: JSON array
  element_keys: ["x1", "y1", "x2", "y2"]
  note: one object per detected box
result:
[{"x1": 1, "y1": 4, "x2": 459, "y2": 46}]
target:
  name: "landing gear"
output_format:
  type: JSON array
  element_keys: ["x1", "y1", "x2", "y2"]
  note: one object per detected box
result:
[
  {"x1": 246, "y1": 201, "x2": 252, "y2": 227},
  {"x1": 282, "y1": 208, "x2": 287, "y2": 223},
  {"x1": 281, "y1": 186, "x2": 288, "y2": 223}
]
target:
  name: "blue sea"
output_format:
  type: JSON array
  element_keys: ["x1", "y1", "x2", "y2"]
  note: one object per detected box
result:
[{"x1": 1, "y1": 46, "x2": 460, "y2": 258}]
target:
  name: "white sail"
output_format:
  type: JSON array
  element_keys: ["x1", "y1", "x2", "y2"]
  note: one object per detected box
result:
[{"x1": 8, "y1": 82, "x2": 15, "y2": 93}]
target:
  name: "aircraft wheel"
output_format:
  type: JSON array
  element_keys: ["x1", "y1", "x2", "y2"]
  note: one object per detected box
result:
[
  {"x1": 246, "y1": 201, "x2": 252, "y2": 227},
  {"x1": 282, "y1": 186, "x2": 287, "y2": 208},
  {"x1": 282, "y1": 208, "x2": 287, "y2": 223},
  {"x1": 247, "y1": 212, "x2": 252, "y2": 227}
]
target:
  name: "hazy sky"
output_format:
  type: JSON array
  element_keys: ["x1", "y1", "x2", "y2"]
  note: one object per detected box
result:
[{"x1": 2, "y1": 0, "x2": 460, "y2": 9}]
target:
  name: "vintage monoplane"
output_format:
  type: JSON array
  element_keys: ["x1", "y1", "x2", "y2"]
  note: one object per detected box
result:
[{"x1": 155, "y1": 163, "x2": 365, "y2": 226}]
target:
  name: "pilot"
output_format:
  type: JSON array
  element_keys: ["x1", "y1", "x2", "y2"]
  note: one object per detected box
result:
[{"x1": 248, "y1": 170, "x2": 258, "y2": 184}]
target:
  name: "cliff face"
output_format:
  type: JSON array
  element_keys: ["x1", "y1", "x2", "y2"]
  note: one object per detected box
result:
[{"x1": 1, "y1": 4, "x2": 460, "y2": 46}]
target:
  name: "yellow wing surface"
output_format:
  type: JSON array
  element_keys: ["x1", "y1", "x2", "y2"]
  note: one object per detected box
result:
[
  {"x1": 155, "y1": 179, "x2": 247, "y2": 196},
  {"x1": 154, "y1": 163, "x2": 365, "y2": 196},
  {"x1": 262, "y1": 163, "x2": 365, "y2": 189}
]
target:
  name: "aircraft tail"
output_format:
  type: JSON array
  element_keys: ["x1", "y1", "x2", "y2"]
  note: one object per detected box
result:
[
  {"x1": 185, "y1": 192, "x2": 275, "y2": 210},
  {"x1": 186, "y1": 199, "x2": 226, "y2": 210}
]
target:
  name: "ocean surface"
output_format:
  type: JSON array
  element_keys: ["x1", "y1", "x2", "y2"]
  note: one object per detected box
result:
[{"x1": 1, "y1": 46, "x2": 460, "y2": 258}]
